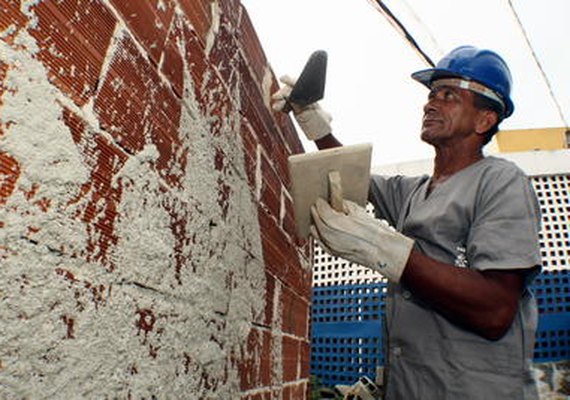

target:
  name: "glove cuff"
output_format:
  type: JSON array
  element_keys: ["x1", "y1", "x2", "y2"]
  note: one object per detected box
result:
[
  {"x1": 370, "y1": 233, "x2": 414, "y2": 283},
  {"x1": 294, "y1": 105, "x2": 331, "y2": 141}
]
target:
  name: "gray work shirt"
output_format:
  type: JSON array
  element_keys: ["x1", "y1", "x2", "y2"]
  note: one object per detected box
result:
[{"x1": 369, "y1": 156, "x2": 542, "y2": 400}]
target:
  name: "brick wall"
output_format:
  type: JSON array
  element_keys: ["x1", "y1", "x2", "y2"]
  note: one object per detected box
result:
[{"x1": 0, "y1": 1, "x2": 311, "y2": 398}]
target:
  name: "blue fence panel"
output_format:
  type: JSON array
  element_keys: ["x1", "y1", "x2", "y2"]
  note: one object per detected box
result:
[
  {"x1": 311, "y1": 283, "x2": 386, "y2": 387},
  {"x1": 311, "y1": 270, "x2": 570, "y2": 387},
  {"x1": 530, "y1": 269, "x2": 570, "y2": 362}
]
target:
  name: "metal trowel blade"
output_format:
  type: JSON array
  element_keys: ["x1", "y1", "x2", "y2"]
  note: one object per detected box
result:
[{"x1": 288, "y1": 50, "x2": 327, "y2": 107}]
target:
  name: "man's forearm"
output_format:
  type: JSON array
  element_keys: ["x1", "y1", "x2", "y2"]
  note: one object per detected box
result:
[{"x1": 401, "y1": 249, "x2": 527, "y2": 340}]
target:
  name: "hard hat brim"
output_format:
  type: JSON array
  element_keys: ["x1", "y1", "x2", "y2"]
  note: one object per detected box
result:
[
  {"x1": 411, "y1": 68, "x2": 514, "y2": 118},
  {"x1": 411, "y1": 68, "x2": 462, "y2": 88}
]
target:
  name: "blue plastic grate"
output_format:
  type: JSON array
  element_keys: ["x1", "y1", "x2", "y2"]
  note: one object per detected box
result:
[
  {"x1": 311, "y1": 283, "x2": 386, "y2": 323},
  {"x1": 530, "y1": 269, "x2": 570, "y2": 314},
  {"x1": 311, "y1": 332, "x2": 382, "y2": 386},
  {"x1": 530, "y1": 269, "x2": 570, "y2": 362},
  {"x1": 311, "y1": 284, "x2": 386, "y2": 387},
  {"x1": 311, "y1": 272, "x2": 570, "y2": 386}
]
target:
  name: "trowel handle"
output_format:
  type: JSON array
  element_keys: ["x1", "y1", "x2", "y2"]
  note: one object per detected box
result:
[{"x1": 328, "y1": 171, "x2": 347, "y2": 214}]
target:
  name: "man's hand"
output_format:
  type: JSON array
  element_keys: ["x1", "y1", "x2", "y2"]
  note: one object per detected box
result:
[
  {"x1": 310, "y1": 198, "x2": 414, "y2": 282},
  {"x1": 271, "y1": 76, "x2": 332, "y2": 141}
]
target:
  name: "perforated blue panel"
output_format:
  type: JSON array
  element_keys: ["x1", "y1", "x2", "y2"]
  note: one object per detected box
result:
[
  {"x1": 530, "y1": 269, "x2": 570, "y2": 361},
  {"x1": 311, "y1": 271, "x2": 570, "y2": 387},
  {"x1": 311, "y1": 283, "x2": 386, "y2": 387}
]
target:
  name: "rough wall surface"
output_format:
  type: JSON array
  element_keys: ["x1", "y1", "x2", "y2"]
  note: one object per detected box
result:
[{"x1": 0, "y1": 1, "x2": 310, "y2": 398}]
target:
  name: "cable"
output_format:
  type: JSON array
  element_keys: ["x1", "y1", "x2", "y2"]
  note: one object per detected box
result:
[
  {"x1": 507, "y1": 0, "x2": 568, "y2": 127},
  {"x1": 368, "y1": 0, "x2": 435, "y2": 67}
]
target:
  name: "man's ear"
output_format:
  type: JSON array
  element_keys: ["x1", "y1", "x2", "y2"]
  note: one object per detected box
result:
[{"x1": 475, "y1": 110, "x2": 499, "y2": 135}]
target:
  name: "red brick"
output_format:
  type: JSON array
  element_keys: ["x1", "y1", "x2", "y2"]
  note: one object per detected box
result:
[
  {"x1": 283, "y1": 382, "x2": 308, "y2": 400},
  {"x1": 110, "y1": 0, "x2": 175, "y2": 65},
  {"x1": 260, "y1": 153, "x2": 281, "y2": 219},
  {"x1": 93, "y1": 33, "x2": 182, "y2": 187},
  {"x1": 239, "y1": 60, "x2": 305, "y2": 161},
  {"x1": 273, "y1": 144, "x2": 292, "y2": 190},
  {"x1": 238, "y1": 327, "x2": 272, "y2": 391},
  {"x1": 271, "y1": 133, "x2": 302, "y2": 197},
  {"x1": 209, "y1": 14, "x2": 240, "y2": 89},
  {"x1": 28, "y1": 0, "x2": 116, "y2": 106},
  {"x1": 176, "y1": 17, "x2": 208, "y2": 90},
  {"x1": 240, "y1": 118, "x2": 259, "y2": 190},
  {"x1": 269, "y1": 78, "x2": 306, "y2": 156},
  {"x1": 177, "y1": 0, "x2": 211, "y2": 46},
  {"x1": 259, "y1": 208, "x2": 311, "y2": 298},
  {"x1": 177, "y1": 17, "x2": 236, "y2": 140},
  {"x1": 281, "y1": 286, "x2": 309, "y2": 338},
  {"x1": 0, "y1": 151, "x2": 20, "y2": 206},
  {"x1": 237, "y1": 5, "x2": 269, "y2": 84},
  {"x1": 238, "y1": 58, "x2": 275, "y2": 154},
  {"x1": 201, "y1": 76, "x2": 235, "y2": 139},
  {"x1": 161, "y1": 16, "x2": 185, "y2": 98},
  {"x1": 218, "y1": 0, "x2": 241, "y2": 28},
  {"x1": 0, "y1": 0, "x2": 313, "y2": 395},
  {"x1": 260, "y1": 330, "x2": 272, "y2": 386},
  {"x1": 146, "y1": 82, "x2": 184, "y2": 187},
  {"x1": 0, "y1": 1, "x2": 27, "y2": 42},
  {"x1": 238, "y1": 62, "x2": 303, "y2": 184},
  {"x1": 264, "y1": 272, "x2": 277, "y2": 327},
  {"x1": 300, "y1": 340, "x2": 311, "y2": 379},
  {"x1": 62, "y1": 107, "x2": 127, "y2": 267},
  {"x1": 281, "y1": 192, "x2": 297, "y2": 240},
  {"x1": 282, "y1": 336, "x2": 300, "y2": 382},
  {"x1": 280, "y1": 113, "x2": 306, "y2": 156},
  {"x1": 93, "y1": 36, "x2": 147, "y2": 154}
]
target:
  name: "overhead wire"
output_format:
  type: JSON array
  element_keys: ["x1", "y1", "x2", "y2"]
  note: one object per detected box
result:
[
  {"x1": 371, "y1": 0, "x2": 567, "y2": 128},
  {"x1": 507, "y1": 0, "x2": 568, "y2": 127},
  {"x1": 367, "y1": 0, "x2": 435, "y2": 67}
]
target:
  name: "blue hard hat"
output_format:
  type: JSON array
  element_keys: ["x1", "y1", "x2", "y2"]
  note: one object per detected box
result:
[{"x1": 412, "y1": 46, "x2": 514, "y2": 118}]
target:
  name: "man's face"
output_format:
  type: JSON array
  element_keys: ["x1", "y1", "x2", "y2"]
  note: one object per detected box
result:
[{"x1": 420, "y1": 84, "x2": 483, "y2": 146}]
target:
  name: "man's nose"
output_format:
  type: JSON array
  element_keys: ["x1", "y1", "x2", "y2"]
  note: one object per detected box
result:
[{"x1": 423, "y1": 99, "x2": 437, "y2": 114}]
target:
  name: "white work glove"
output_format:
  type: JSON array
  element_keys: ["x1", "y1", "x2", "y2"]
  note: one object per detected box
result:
[
  {"x1": 310, "y1": 198, "x2": 414, "y2": 283},
  {"x1": 271, "y1": 75, "x2": 332, "y2": 141}
]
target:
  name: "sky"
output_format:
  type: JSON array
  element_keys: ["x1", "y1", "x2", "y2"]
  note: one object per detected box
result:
[{"x1": 241, "y1": 0, "x2": 569, "y2": 167}]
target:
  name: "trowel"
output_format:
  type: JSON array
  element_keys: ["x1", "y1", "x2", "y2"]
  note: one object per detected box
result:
[{"x1": 283, "y1": 50, "x2": 327, "y2": 112}]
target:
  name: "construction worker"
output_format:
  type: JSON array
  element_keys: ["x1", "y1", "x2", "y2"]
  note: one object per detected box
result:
[{"x1": 273, "y1": 45, "x2": 542, "y2": 399}]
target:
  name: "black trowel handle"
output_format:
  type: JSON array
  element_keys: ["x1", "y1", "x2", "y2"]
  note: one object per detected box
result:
[{"x1": 284, "y1": 50, "x2": 328, "y2": 112}]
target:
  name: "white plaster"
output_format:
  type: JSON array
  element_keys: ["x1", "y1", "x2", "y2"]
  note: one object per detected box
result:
[
  {"x1": 205, "y1": 1, "x2": 221, "y2": 55},
  {"x1": 20, "y1": 0, "x2": 41, "y2": 29},
  {"x1": 0, "y1": 29, "x2": 118, "y2": 399},
  {"x1": 150, "y1": 48, "x2": 267, "y2": 398},
  {"x1": 96, "y1": 23, "x2": 127, "y2": 93},
  {"x1": 0, "y1": 4, "x2": 278, "y2": 397},
  {"x1": 279, "y1": 189, "x2": 286, "y2": 230},
  {"x1": 0, "y1": 25, "x2": 17, "y2": 39},
  {"x1": 255, "y1": 144, "x2": 262, "y2": 202},
  {"x1": 271, "y1": 282, "x2": 284, "y2": 385},
  {"x1": 0, "y1": 31, "x2": 89, "y2": 248},
  {"x1": 262, "y1": 66, "x2": 273, "y2": 109},
  {"x1": 110, "y1": 144, "x2": 177, "y2": 290}
]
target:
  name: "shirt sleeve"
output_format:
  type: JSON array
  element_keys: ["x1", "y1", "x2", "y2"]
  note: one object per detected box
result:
[
  {"x1": 369, "y1": 174, "x2": 427, "y2": 226},
  {"x1": 467, "y1": 165, "x2": 542, "y2": 271}
]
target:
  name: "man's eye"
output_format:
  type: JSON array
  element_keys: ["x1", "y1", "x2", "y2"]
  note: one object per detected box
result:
[
  {"x1": 428, "y1": 88, "x2": 456, "y2": 101},
  {"x1": 443, "y1": 90, "x2": 455, "y2": 100}
]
